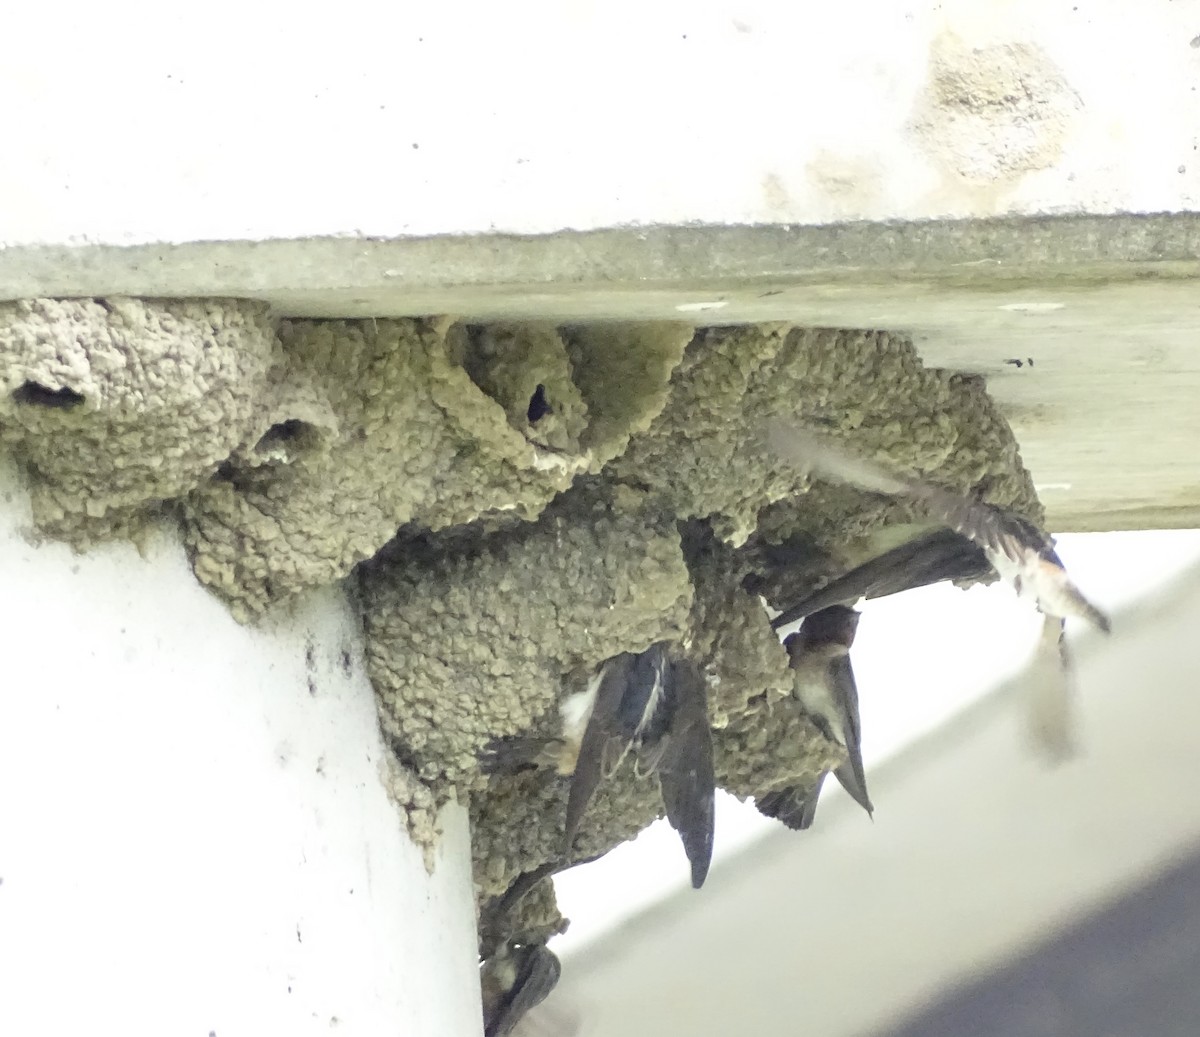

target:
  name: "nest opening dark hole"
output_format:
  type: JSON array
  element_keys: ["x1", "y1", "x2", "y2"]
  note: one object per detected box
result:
[
  {"x1": 12, "y1": 382, "x2": 86, "y2": 409},
  {"x1": 526, "y1": 384, "x2": 551, "y2": 424},
  {"x1": 255, "y1": 418, "x2": 314, "y2": 454}
]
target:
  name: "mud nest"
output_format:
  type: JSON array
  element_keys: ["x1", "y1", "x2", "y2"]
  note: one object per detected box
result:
[{"x1": 0, "y1": 305, "x2": 1040, "y2": 943}]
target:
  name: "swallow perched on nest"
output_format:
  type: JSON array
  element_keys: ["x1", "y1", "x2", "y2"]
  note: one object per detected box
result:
[
  {"x1": 483, "y1": 642, "x2": 716, "y2": 889},
  {"x1": 757, "y1": 605, "x2": 873, "y2": 829}
]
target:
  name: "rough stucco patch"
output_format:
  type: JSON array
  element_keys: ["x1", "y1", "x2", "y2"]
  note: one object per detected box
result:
[
  {"x1": 183, "y1": 318, "x2": 596, "y2": 621},
  {"x1": 912, "y1": 34, "x2": 1081, "y2": 183},
  {"x1": 0, "y1": 297, "x2": 278, "y2": 541}
]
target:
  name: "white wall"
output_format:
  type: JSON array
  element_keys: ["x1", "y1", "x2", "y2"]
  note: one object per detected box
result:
[
  {"x1": 3, "y1": 0, "x2": 1199, "y2": 245},
  {"x1": 0, "y1": 459, "x2": 482, "y2": 1037}
]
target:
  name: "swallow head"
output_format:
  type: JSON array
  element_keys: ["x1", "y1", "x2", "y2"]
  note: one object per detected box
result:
[
  {"x1": 784, "y1": 604, "x2": 859, "y2": 665},
  {"x1": 993, "y1": 547, "x2": 1111, "y2": 634}
]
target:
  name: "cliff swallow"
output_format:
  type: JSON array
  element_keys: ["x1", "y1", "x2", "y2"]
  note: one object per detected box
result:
[
  {"x1": 757, "y1": 605, "x2": 872, "y2": 829},
  {"x1": 481, "y1": 940, "x2": 561, "y2": 1037},
  {"x1": 483, "y1": 643, "x2": 716, "y2": 888},
  {"x1": 763, "y1": 419, "x2": 1111, "y2": 634},
  {"x1": 566, "y1": 643, "x2": 716, "y2": 888}
]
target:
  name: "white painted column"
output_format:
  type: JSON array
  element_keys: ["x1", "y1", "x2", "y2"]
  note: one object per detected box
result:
[{"x1": 0, "y1": 459, "x2": 482, "y2": 1037}]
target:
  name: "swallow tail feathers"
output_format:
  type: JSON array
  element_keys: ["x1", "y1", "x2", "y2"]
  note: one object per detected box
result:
[{"x1": 657, "y1": 658, "x2": 717, "y2": 889}]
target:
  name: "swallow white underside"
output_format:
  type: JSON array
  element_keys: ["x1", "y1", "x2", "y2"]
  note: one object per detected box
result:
[
  {"x1": 790, "y1": 643, "x2": 851, "y2": 748},
  {"x1": 559, "y1": 674, "x2": 602, "y2": 747}
]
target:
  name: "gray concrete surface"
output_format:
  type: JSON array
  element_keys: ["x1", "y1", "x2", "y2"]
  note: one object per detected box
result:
[
  {"x1": 3, "y1": 215, "x2": 1199, "y2": 307},
  {"x1": 881, "y1": 846, "x2": 1200, "y2": 1037}
]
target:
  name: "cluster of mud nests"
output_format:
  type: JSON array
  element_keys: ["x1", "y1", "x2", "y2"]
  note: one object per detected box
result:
[{"x1": 0, "y1": 300, "x2": 1041, "y2": 952}]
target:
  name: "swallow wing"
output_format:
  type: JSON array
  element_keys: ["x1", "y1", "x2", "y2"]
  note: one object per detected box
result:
[
  {"x1": 563, "y1": 654, "x2": 631, "y2": 849},
  {"x1": 765, "y1": 419, "x2": 911, "y2": 497},
  {"x1": 619, "y1": 642, "x2": 672, "y2": 742},
  {"x1": 656, "y1": 659, "x2": 716, "y2": 888},
  {"x1": 911, "y1": 496, "x2": 1110, "y2": 631},
  {"x1": 771, "y1": 528, "x2": 990, "y2": 631},
  {"x1": 765, "y1": 417, "x2": 1027, "y2": 558},
  {"x1": 484, "y1": 945, "x2": 562, "y2": 1037},
  {"x1": 756, "y1": 772, "x2": 826, "y2": 830},
  {"x1": 1022, "y1": 614, "x2": 1079, "y2": 763},
  {"x1": 764, "y1": 419, "x2": 1110, "y2": 632},
  {"x1": 827, "y1": 653, "x2": 874, "y2": 816}
]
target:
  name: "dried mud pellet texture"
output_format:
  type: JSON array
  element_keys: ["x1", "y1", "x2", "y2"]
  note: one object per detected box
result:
[
  {"x1": 471, "y1": 758, "x2": 668, "y2": 900},
  {"x1": 680, "y1": 522, "x2": 792, "y2": 729},
  {"x1": 360, "y1": 486, "x2": 693, "y2": 793},
  {"x1": 357, "y1": 325, "x2": 1041, "y2": 908},
  {"x1": 478, "y1": 869, "x2": 567, "y2": 957},
  {"x1": 382, "y1": 753, "x2": 442, "y2": 874},
  {"x1": 714, "y1": 697, "x2": 844, "y2": 803},
  {"x1": 742, "y1": 367, "x2": 1041, "y2": 611},
  {"x1": 0, "y1": 298, "x2": 279, "y2": 542},
  {"x1": 563, "y1": 322, "x2": 693, "y2": 467},
  {"x1": 183, "y1": 318, "x2": 594, "y2": 621},
  {"x1": 457, "y1": 323, "x2": 589, "y2": 454},
  {"x1": 0, "y1": 304, "x2": 1043, "y2": 923},
  {"x1": 463, "y1": 517, "x2": 849, "y2": 902},
  {"x1": 613, "y1": 327, "x2": 1041, "y2": 550},
  {"x1": 610, "y1": 323, "x2": 796, "y2": 545}
]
